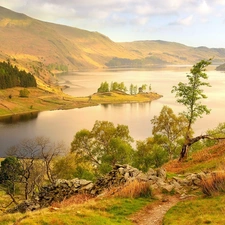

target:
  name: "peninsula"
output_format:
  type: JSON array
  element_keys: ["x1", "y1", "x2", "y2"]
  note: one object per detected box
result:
[{"x1": 0, "y1": 87, "x2": 162, "y2": 119}]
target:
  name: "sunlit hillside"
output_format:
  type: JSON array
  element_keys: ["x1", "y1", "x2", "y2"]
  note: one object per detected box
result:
[
  {"x1": 1, "y1": 5, "x2": 225, "y2": 89},
  {"x1": 120, "y1": 40, "x2": 225, "y2": 65},
  {"x1": 165, "y1": 140, "x2": 225, "y2": 174},
  {"x1": 0, "y1": 6, "x2": 139, "y2": 73}
]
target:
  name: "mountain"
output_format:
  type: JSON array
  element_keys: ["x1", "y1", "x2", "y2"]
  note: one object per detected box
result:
[
  {"x1": 216, "y1": 62, "x2": 225, "y2": 71},
  {"x1": 0, "y1": 6, "x2": 138, "y2": 72},
  {"x1": 0, "y1": 6, "x2": 225, "y2": 81},
  {"x1": 120, "y1": 40, "x2": 225, "y2": 65}
]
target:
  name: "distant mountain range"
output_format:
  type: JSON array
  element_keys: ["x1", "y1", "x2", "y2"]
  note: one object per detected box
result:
[{"x1": 0, "y1": 6, "x2": 225, "y2": 81}]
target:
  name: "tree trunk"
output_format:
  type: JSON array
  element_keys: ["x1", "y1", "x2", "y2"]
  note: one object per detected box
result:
[{"x1": 178, "y1": 135, "x2": 225, "y2": 161}]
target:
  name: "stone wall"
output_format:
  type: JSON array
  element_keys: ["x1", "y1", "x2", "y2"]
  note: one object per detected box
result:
[{"x1": 9, "y1": 164, "x2": 210, "y2": 213}]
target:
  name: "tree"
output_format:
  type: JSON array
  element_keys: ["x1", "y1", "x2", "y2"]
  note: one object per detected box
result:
[
  {"x1": 130, "y1": 84, "x2": 134, "y2": 95},
  {"x1": 171, "y1": 59, "x2": 212, "y2": 160},
  {"x1": 110, "y1": 81, "x2": 128, "y2": 92},
  {"x1": 0, "y1": 156, "x2": 22, "y2": 206},
  {"x1": 53, "y1": 153, "x2": 95, "y2": 180},
  {"x1": 5, "y1": 137, "x2": 66, "y2": 201},
  {"x1": 133, "y1": 85, "x2": 138, "y2": 94},
  {"x1": 141, "y1": 84, "x2": 147, "y2": 92},
  {"x1": 97, "y1": 81, "x2": 109, "y2": 93},
  {"x1": 133, "y1": 137, "x2": 169, "y2": 172},
  {"x1": 71, "y1": 120, "x2": 134, "y2": 176},
  {"x1": 151, "y1": 106, "x2": 190, "y2": 159},
  {"x1": 203, "y1": 122, "x2": 225, "y2": 147}
]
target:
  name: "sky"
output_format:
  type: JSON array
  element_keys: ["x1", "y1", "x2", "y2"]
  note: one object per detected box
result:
[{"x1": 0, "y1": 0, "x2": 225, "y2": 48}]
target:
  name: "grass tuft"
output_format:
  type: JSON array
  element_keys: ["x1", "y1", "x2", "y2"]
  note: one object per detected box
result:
[
  {"x1": 112, "y1": 180, "x2": 152, "y2": 198},
  {"x1": 201, "y1": 171, "x2": 225, "y2": 196},
  {"x1": 51, "y1": 194, "x2": 93, "y2": 208}
]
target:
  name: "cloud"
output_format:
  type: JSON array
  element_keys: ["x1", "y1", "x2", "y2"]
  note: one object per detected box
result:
[
  {"x1": 169, "y1": 15, "x2": 194, "y2": 26},
  {"x1": 0, "y1": 0, "x2": 225, "y2": 47},
  {"x1": 197, "y1": 0, "x2": 211, "y2": 15}
]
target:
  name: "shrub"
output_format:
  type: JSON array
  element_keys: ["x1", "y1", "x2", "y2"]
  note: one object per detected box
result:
[{"x1": 19, "y1": 88, "x2": 30, "y2": 97}]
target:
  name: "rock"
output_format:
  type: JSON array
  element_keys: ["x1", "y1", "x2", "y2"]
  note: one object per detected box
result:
[
  {"x1": 156, "y1": 168, "x2": 167, "y2": 180},
  {"x1": 161, "y1": 184, "x2": 175, "y2": 193}
]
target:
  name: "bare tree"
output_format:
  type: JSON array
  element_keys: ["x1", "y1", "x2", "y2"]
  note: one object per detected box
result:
[{"x1": 5, "y1": 136, "x2": 67, "y2": 201}]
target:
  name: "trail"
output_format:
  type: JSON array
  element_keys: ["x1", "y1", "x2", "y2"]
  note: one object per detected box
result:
[{"x1": 131, "y1": 196, "x2": 180, "y2": 225}]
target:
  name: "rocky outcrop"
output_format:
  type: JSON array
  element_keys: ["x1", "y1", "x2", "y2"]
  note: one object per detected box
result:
[{"x1": 9, "y1": 164, "x2": 210, "y2": 213}]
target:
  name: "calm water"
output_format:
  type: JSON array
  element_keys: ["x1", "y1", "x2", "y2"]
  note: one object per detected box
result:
[{"x1": 0, "y1": 68, "x2": 225, "y2": 157}]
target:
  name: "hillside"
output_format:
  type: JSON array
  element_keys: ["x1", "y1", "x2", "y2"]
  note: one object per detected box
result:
[
  {"x1": 216, "y1": 62, "x2": 225, "y2": 71},
  {"x1": 0, "y1": 6, "x2": 138, "y2": 73},
  {"x1": 1, "y1": 6, "x2": 225, "y2": 79},
  {"x1": 120, "y1": 40, "x2": 225, "y2": 65}
]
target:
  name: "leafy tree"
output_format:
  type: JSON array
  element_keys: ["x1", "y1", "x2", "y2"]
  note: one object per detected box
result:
[
  {"x1": 130, "y1": 84, "x2": 138, "y2": 95},
  {"x1": 0, "y1": 156, "x2": 22, "y2": 205},
  {"x1": 130, "y1": 84, "x2": 134, "y2": 95},
  {"x1": 110, "y1": 81, "x2": 127, "y2": 92},
  {"x1": 71, "y1": 120, "x2": 134, "y2": 176},
  {"x1": 141, "y1": 84, "x2": 147, "y2": 92},
  {"x1": 133, "y1": 85, "x2": 138, "y2": 94},
  {"x1": 172, "y1": 59, "x2": 212, "y2": 160},
  {"x1": 133, "y1": 137, "x2": 169, "y2": 172},
  {"x1": 151, "y1": 106, "x2": 190, "y2": 159},
  {"x1": 204, "y1": 122, "x2": 225, "y2": 147},
  {"x1": 97, "y1": 81, "x2": 109, "y2": 93},
  {"x1": 118, "y1": 82, "x2": 127, "y2": 92}
]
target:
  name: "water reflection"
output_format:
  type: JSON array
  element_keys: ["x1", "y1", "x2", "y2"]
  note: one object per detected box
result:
[
  {"x1": 1, "y1": 68, "x2": 225, "y2": 157},
  {"x1": 0, "y1": 112, "x2": 39, "y2": 124}
]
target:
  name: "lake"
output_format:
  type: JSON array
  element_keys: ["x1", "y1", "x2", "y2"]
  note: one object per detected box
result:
[{"x1": 0, "y1": 67, "x2": 225, "y2": 157}]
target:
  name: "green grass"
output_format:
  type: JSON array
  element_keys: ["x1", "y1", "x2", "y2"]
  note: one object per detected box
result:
[
  {"x1": 0, "y1": 197, "x2": 152, "y2": 225},
  {"x1": 163, "y1": 195, "x2": 225, "y2": 225}
]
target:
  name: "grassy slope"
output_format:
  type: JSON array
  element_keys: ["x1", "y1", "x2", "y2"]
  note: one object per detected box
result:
[
  {"x1": 162, "y1": 141, "x2": 225, "y2": 224},
  {"x1": 164, "y1": 140, "x2": 225, "y2": 174},
  {"x1": 0, "y1": 195, "x2": 152, "y2": 225},
  {"x1": 0, "y1": 6, "x2": 139, "y2": 73},
  {"x1": 1, "y1": 141, "x2": 225, "y2": 224}
]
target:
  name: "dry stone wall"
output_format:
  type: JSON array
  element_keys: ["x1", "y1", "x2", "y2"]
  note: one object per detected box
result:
[{"x1": 10, "y1": 164, "x2": 210, "y2": 213}]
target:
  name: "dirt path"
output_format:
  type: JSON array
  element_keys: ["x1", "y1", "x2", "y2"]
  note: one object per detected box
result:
[{"x1": 131, "y1": 196, "x2": 180, "y2": 225}]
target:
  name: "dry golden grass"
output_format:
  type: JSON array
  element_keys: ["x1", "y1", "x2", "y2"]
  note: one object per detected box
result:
[
  {"x1": 105, "y1": 179, "x2": 152, "y2": 199},
  {"x1": 51, "y1": 194, "x2": 94, "y2": 208},
  {"x1": 165, "y1": 140, "x2": 225, "y2": 174},
  {"x1": 201, "y1": 171, "x2": 225, "y2": 196}
]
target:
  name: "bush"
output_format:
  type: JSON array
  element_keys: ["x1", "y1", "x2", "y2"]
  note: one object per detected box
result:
[{"x1": 19, "y1": 88, "x2": 30, "y2": 97}]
